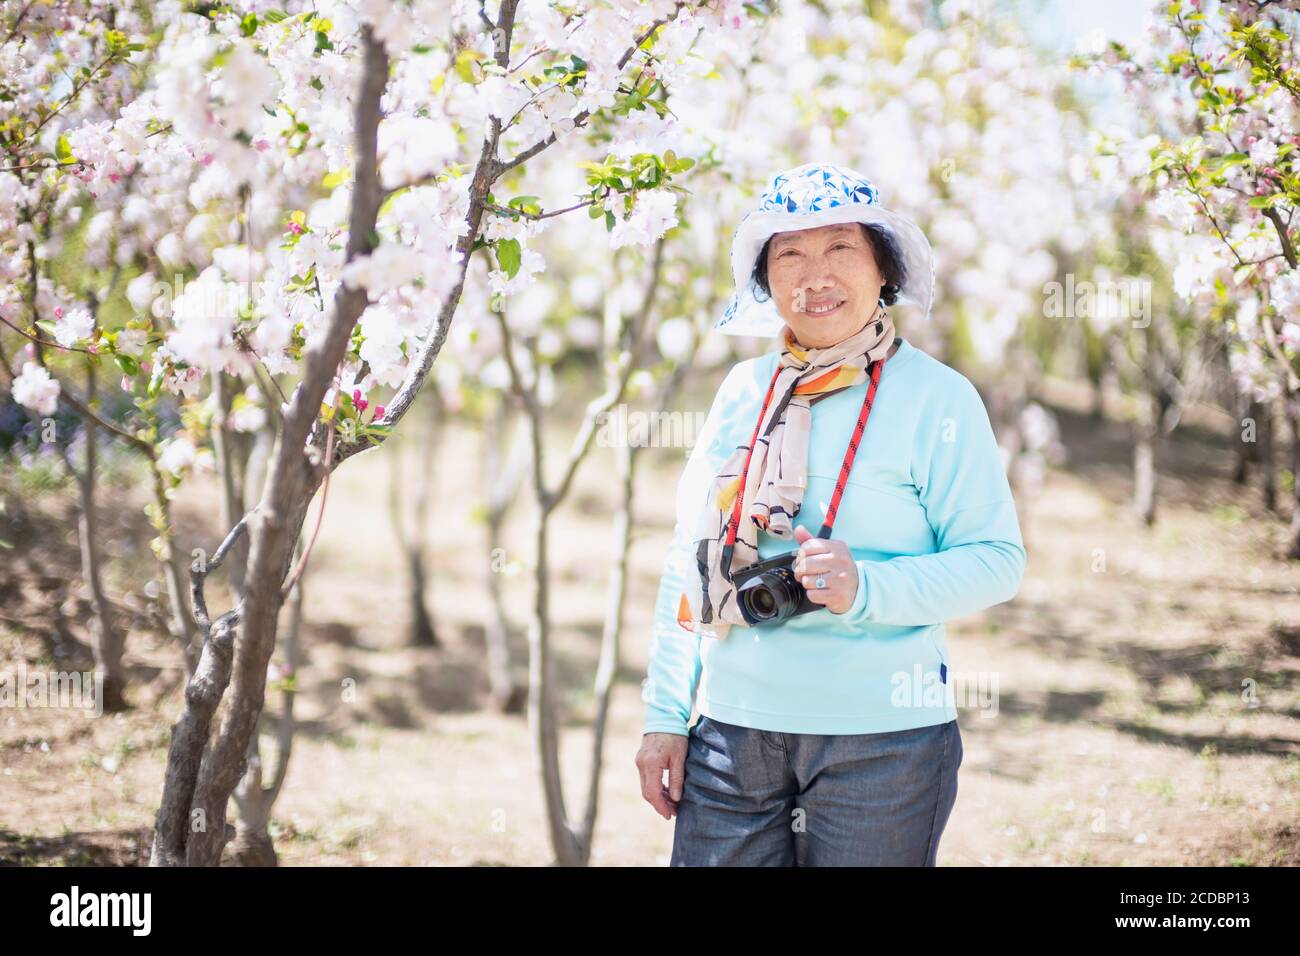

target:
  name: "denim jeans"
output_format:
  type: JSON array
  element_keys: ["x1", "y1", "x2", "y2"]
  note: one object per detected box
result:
[{"x1": 670, "y1": 715, "x2": 963, "y2": 866}]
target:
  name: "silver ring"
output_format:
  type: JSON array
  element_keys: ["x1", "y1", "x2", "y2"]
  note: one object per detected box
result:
[{"x1": 815, "y1": 576, "x2": 825, "y2": 590}]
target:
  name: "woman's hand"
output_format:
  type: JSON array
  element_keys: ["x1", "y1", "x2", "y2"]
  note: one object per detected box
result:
[
  {"x1": 792, "y1": 525, "x2": 860, "y2": 615},
  {"x1": 636, "y1": 732, "x2": 689, "y2": 819}
]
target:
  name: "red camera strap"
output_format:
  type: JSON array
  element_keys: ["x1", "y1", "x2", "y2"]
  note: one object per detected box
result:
[{"x1": 723, "y1": 352, "x2": 888, "y2": 557}]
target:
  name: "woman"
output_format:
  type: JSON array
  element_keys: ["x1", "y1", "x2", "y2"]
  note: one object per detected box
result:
[{"x1": 634, "y1": 163, "x2": 1026, "y2": 866}]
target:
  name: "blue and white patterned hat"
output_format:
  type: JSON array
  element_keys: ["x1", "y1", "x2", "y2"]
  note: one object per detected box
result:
[{"x1": 715, "y1": 162, "x2": 936, "y2": 337}]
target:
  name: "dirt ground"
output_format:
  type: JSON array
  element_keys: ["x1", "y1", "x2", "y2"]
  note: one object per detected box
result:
[{"x1": 2, "y1": 368, "x2": 1298, "y2": 867}]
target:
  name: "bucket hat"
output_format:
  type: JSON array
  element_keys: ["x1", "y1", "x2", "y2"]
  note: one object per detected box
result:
[{"x1": 715, "y1": 162, "x2": 936, "y2": 337}]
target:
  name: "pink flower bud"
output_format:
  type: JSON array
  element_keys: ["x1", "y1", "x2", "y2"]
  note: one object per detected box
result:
[
  {"x1": 53, "y1": 306, "x2": 63, "y2": 319},
  {"x1": 352, "y1": 388, "x2": 368, "y2": 412},
  {"x1": 373, "y1": 405, "x2": 386, "y2": 420}
]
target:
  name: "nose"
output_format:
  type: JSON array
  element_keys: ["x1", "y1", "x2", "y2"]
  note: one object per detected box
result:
[{"x1": 799, "y1": 254, "x2": 837, "y2": 296}]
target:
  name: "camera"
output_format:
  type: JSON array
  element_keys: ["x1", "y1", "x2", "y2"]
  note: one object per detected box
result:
[{"x1": 730, "y1": 550, "x2": 821, "y2": 626}]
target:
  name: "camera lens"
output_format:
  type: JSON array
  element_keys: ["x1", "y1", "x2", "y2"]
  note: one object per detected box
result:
[{"x1": 739, "y1": 569, "x2": 800, "y2": 623}]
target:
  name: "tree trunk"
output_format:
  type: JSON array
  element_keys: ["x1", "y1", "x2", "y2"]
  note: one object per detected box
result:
[
  {"x1": 523, "y1": 404, "x2": 583, "y2": 865},
  {"x1": 1232, "y1": 395, "x2": 1276, "y2": 514},
  {"x1": 388, "y1": 388, "x2": 440, "y2": 648},
  {"x1": 227, "y1": 560, "x2": 305, "y2": 866},
  {"x1": 151, "y1": 29, "x2": 392, "y2": 867},
  {"x1": 71, "y1": 364, "x2": 127, "y2": 712},
  {"x1": 1286, "y1": 394, "x2": 1300, "y2": 560},
  {"x1": 212, "y1": 371, "x2": 249, "y2": 595},
  {"x1": 1260, "y1": 396, "x2": 1277, "y2": 515},
  {"x1": 154, "y1": 462, "x2": 200, "y2": 677},
  {"x1": 483, "y1": 393, "x2": 526, "y2": 712},
  {"x1": 506, "y1": 235, "x2": 665, "y2": 866},
  {"x1": 213, "y1": 369, "x2": 283, "y2": 862},
  {"x1": 227, "y1": 738, "x2": 278, "y2": 867},
  {"x1": 1134, "y1": 394, "x2": 1158, "y2": 527},
  {"x1": 407, "y1": 550, "x2": 436, "y2": 648},
  {"x1": 578, "y1": 429, "x2": 636, "y2": 858}
]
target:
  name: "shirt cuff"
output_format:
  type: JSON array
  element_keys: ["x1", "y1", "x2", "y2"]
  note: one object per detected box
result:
[
  {"x1": 643, "y1": 722, "x2": 690, "y2": 736},
  {"x1": 643, "y1": 704, "x2": 691, "y2": 737},
  {"x1": 835, "y1": 559, "x2": 871, "y2": 623}
]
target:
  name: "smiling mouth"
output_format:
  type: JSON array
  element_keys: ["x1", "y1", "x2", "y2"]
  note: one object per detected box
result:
[{"x1": 802, "y1": 299, "x2": 845, "y2": 316}]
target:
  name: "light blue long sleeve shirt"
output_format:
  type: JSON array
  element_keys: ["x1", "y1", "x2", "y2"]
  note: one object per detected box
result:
[{"x1": 641, "y1": 335, "x2": 1026, "y2": 736}]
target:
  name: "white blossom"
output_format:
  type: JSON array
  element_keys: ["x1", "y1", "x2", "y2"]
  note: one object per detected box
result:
[
  {"x1": 116, "y1": 328, "x2": 148, "y2": 357},
  {"x1": 1249, "y1": 138, "x2": 1279, "y2": 168},
  {"x1": 11, "y1": 362, "x2": 60, "y2": 416},
  {"x1": 53, "y1": 307, "x2": 94, "y2": 348},
  {"x1": 158, "y1": 435, "x2": 197, "y2": 475},
  {"x1": 341, "y1": 244, "x2": 428, "y2": 295},
  {"x1": 609, "y1": 189, "x2": 679, "y2": 249}
]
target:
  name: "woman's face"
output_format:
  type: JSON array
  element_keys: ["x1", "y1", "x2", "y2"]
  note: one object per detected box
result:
[{"x1": 765, "y1": 222, "x2": 884, "y2": 348}]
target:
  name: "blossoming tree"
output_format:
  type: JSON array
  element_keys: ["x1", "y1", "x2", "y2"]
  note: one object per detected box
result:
[
  {"x1": 0, "y1": 0, "x2": 769, "y2": 866},
  {"x1": 1096, "y1": 0, "x2": 1300, "y2": 553}
]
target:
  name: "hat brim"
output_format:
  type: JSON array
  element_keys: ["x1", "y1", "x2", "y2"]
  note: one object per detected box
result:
[{"x1": 714, "y1": 204, "x2": 936, "y2": 337}]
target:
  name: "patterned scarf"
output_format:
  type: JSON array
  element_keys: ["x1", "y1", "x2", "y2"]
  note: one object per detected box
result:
[{"x1": 676, "y1": 303, "x2": 896, "y2": 640}]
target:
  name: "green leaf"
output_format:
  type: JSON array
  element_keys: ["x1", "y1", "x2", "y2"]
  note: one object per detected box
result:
[
  {"x1": 114, "y1": 353, "x2": 140, "y2": 377},
  {"x1": 104, "y1": 30, "x2": 129, "y2": 55},
  {"x1": 496, "y1": 238, "x2": 521, "y2": 278},
  {"x1": 240, "y1": 12, "x2": 258, "y2": 37},
  {"x1": 55, "y1": 134, "x2": 74, "y2": 163}
]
